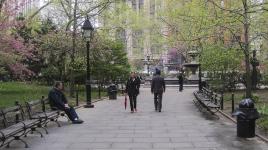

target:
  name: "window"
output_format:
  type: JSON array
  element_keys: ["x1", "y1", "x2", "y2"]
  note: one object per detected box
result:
[
  {"x1": 139, "y1": 0, "x2": 144, "y2": 10},
  {"x1": 116, "y1": 29, "x2": 127, "y2": 46},
  {"x1": 132, "y1": 30, "x2": 143, "y2": 48},
  {"x1": 132, "y1": 0, "x2": 136, "y2": 10},
  {"x1": 150, "y1": 0, "x2": 155, "y2": 16}
]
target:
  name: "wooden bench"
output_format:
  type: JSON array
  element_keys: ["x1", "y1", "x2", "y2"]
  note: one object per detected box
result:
[
  {"x1": 0, "y1": 103, "x2": 42, "y2": 148},
  {"x1": 25, "y1": 99, "x2": 61, "y2": 134},
  {"x1": 193, "y1": 87, "x2": 223, "y2": 115}
]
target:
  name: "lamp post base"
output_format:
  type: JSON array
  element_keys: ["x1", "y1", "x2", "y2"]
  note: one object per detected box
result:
[{"x1": 84, "y1": 104, "x2": 94, "y2": 108}]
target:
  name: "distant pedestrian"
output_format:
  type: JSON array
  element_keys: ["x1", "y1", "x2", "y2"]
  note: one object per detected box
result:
[
  {"x1": 48, "y1": 81, "x2": 84, "y2": 124},
  {"x1": 151, "y1": 69, "x2": 166, "y2": 112},
  {"x1": 135, "y1": 72, "x2": 141, "y2": 95},
  {"x1": 178, "y1": 73, "x2": 184, "y2": 92},
  {"x1": 125, "y1": 72, "x2": 140, "y2": 113}
]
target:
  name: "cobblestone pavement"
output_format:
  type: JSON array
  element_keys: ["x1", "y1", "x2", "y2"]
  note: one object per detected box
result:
[{"x1": 2, "y1": 87, "x2": 268, "y2": 150}]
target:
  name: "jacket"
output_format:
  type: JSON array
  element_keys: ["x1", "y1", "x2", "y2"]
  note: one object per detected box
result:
[
  {"x1": 126, "y1": 77, "x2": 140, "y2": 96},
  {"x1": 48, "y1": 88, "x2": 67, "y2": 110},
  {"x1": 151, "y1": 75, "x2": 166, "y2": 93}
]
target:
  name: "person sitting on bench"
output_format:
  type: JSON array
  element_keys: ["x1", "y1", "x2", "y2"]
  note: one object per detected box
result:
[{"x1": 48, "y1": 81, "x2": 84, "y2": 124}]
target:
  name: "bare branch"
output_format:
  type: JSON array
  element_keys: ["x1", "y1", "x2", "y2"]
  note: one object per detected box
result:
[
  {"x1": 207, "y1": 0, "x2": 244, "y2": 17},
  {"x1": 28, "y1": 1, "x2": 52, "y2": 20}
]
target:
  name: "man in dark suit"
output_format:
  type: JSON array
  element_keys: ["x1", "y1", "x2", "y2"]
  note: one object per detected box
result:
[
  {"x1": 151, "y1": 69, "x2": 166, "y2": 112},
  {"x1": 48, "y1": 81, "x2": 84, "y2": 124},
  {"x1": 178, "y1": 73, "x2": 184, "y2": 92}
]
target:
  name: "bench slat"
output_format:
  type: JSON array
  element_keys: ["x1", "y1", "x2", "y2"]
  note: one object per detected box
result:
[{"x1": 193, "y1": 87, "x2": 222, "y2": 114}]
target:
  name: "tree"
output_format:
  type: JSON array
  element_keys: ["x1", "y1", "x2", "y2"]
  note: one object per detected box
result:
[
  {"x1": 206, "y1": 0, "x2": 268, "y2": 97},
  {"x1": 0, "y1": 0, "x2": 36, "y2": 80},
  {"x1": 159, "y1": 0, "x2": 268, "y2": 97},
  {"x1": 44, "y1": 0, "x2": 113, "y2": 96}
]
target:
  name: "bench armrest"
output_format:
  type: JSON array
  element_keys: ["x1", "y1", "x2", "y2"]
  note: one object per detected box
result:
[
  {"x1": 0, "y1": 130, "x2": 4, "y2": 147},
  {"x1": 0, "y1": 130, "x2": 5, "y2": 139}
]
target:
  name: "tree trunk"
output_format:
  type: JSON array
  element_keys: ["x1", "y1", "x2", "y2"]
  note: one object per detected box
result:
[
  {"x1": 69, "y1": 0, "x2": 78, "y2": 97},
  {"x1": 243, "y1": 0, "x2": 252, "y2": 98}
]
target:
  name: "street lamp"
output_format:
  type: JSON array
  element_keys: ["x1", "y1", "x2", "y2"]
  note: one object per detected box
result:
[{"x1": 82, "y1": 16, "x2": 94, "y2": 108}]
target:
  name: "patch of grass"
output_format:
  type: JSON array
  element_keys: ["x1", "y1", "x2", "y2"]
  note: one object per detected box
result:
[
  {"x1": 257, "y1": 115, "x2": 268, "y2": 131},
  {"x1": 0, "y1": 82, "x2": 108, "y2": 108},
  {"x1": 223, "y1": 90, "x2": 268, "y2": 131},
  {"x1": 0, "y1": 82, "x2": 50, "y2": 108}
]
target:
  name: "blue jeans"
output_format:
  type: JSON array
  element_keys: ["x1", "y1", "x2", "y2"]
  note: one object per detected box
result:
[{"x1": 64, "y1": 107, "x2": 79, "y2": 121}]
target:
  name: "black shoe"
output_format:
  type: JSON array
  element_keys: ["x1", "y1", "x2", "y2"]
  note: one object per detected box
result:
[
  {"x1": 159, "y1": 110, "x2": 161, "y2": 112},
  {"x1": 72, "y1": 119, "x2": 84, "y2": 124}
]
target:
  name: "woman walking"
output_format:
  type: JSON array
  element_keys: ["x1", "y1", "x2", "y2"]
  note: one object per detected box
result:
[{"x1": 125, "y1": 72, "x2": 140, "y2": 113}]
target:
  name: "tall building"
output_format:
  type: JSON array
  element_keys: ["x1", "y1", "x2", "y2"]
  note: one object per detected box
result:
[
  {"x1": 99, "y1": 0, "x2": 182, "y2": 72},
  {"x1": 125, "y1": 0, "x2": 165, "y2": 60},
  {"x1": 11, "y1": 0, "x2": 43, "y2": 16}
]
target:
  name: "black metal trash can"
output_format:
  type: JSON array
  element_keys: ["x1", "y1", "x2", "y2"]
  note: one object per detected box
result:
[
  {"x1": 107, "y1": 84, "x2": 117, "y2": 100},
  {"x1": 233, "y1": 99, "x2": 259, "y2": 138}
]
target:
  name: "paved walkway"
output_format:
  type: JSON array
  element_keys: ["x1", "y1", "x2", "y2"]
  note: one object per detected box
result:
[{"x1": 3, "y1": 87, "x2": 268, "y2": 150}]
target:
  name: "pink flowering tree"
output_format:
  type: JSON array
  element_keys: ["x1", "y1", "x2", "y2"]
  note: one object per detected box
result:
[{"x1": 0, "y1": 0, "x2": 35, "y2": 80}]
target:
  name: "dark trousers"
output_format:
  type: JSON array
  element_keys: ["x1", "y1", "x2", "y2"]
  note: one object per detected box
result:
[
  {"x1": 63, "y1": 107, "x2": 79, "y2": 121},
  {"x1": 154, "y1": 93, "x2": 163, "y2": 111},
  {"x1": 179, "y1": 83, "x2": 183, "y2": 91},
  {"x1": 129, "y1": 95, "x2": 137, "y2": 111}
]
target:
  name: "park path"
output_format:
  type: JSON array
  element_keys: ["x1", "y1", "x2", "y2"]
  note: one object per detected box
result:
[{"x1": 3, "y1": 87, "x2": 268, "y2": 150}]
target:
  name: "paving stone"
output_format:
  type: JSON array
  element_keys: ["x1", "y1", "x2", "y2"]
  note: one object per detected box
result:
[
  {"x1": 112, "y1": 143, "x2": 152, "y2": 149},
  {"x1": 94, "y1": 138, "x2": 132, "y2": 143},
  {"x1": 153, "y1": 142, "x2": 194, "y2": 148},
  {"x1": 69, "y1": 143, "x2": 112, "y2": 149},
  {"x1": 133, "y1": 137, "x2": 170, "y2": 143}
]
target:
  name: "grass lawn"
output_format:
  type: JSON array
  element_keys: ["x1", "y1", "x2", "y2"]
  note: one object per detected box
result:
[
  {"x1": 223, "y1": 90, "x2": 268, "y2": 131},
  {"x1": 0, "y1": 82, "x2": 107, "y2": 108}
]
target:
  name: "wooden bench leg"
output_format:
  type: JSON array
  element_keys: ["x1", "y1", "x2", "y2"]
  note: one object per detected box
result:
[
  {"x1": 44, "y1": 118, "x2": 61, "y2": 128},
  {"x1": 37, "y1": 123, "x2": 48, "y2": 134},
  {"x1": 0, "y1": 140, "x2": 4, "y2": 148},
  {"x1": 193, "y1": 99, "x2": 203, "y2": 112},
  {"x1": 53, "y1": 118, "x2": 61, "y2": 127},
  {"x1": 0, "y1": 132, "x2": 5, "y2": 148},
  {"x1": 25, "y1": 128, "x2": 43, "y2": 138}
]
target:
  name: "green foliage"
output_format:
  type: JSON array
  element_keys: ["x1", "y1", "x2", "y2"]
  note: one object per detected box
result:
[
  {"x1": 201, "y1": 44, "x2": 243, "y2": 91},
  {"x1": 241, "y1": 94, "x2": 260, "y2": 103},
  {"x1": 40, "y1": 66, "x2": 60, "y2": 84},
  {"x1": 201, "y1": 44, "x2": 243, "y2": 72},
  {"x1": 67, "y1": 57, "x2": 86, "y2": 84},
  {"x1": 258, "y1": 104, "x2": 268, "y2": 116},
  {"x1": 257, "y1": 116, "x2": 268, "y2": 131},
  {"x1": 91, "y1": 38, "x2": 130, "y2": 82},
  {"x1": 251, "y1": 94, "x2": 260, "y2": 103}
]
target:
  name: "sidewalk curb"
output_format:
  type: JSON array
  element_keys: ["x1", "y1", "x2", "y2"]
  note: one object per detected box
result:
[{"x1": 219, "y1": 110, "x2": 268, "y2": 143}]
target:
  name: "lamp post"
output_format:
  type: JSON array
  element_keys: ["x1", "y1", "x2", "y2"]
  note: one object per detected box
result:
[
  {"x1": 198, "y1": 63, "x2": 202, "y2": 91},
  {"x1": 82, "y1": 16, "x2": 94, "y2": 108},
  {"x1": 147, "y1": 55, "x2": 150, "y2": 75}
]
